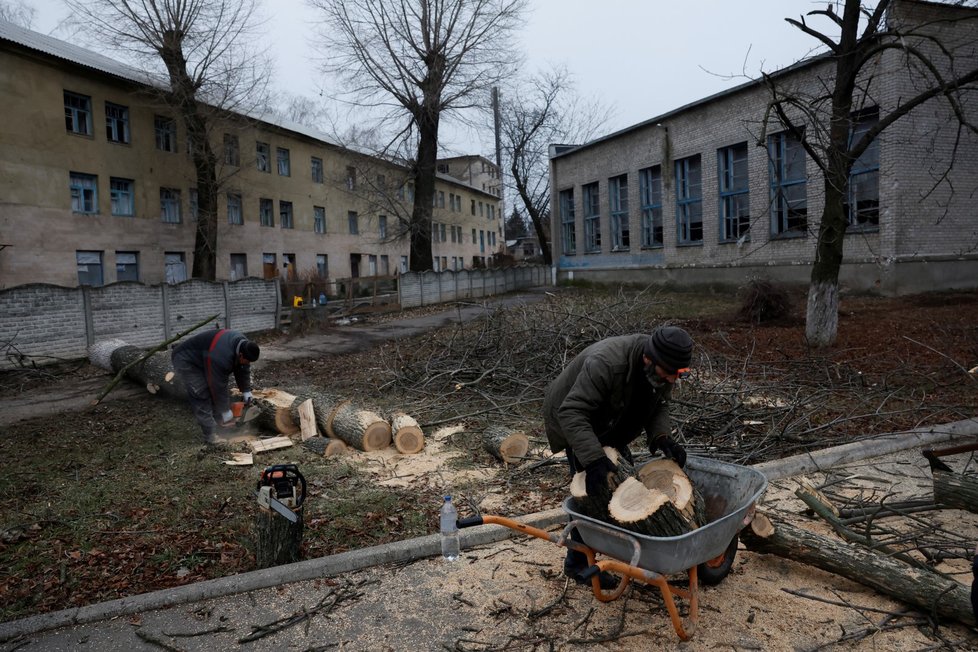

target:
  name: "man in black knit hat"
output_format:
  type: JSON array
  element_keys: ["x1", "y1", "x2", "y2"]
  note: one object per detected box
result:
[
  {"x1": 543, "y1": 325, "x2": 694, "y2": 585},
  {"x1": 172, "y1": 328, "x2": 260, "y2": 445}
]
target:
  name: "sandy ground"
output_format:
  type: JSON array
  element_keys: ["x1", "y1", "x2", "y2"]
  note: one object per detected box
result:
[{"x1": 14, "y1": 446, "x2": 978, "y2": 651}]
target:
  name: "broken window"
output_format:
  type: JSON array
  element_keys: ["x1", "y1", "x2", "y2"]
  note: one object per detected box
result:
[
  {"x1": 115, "y1": 251, "x2": 139, "y2": 282},
  {"x1": 768, "y1": 130, "x2": 807, "y2": 236},
  {"x1": 227, "y1": 193, "x2": 243, "y2": 225},
  {"x1": 676, "y1": 155, "x2": 703, "y2": 244},
  {"x1": 110, "y1": 177, "x2": 134, "y2": 216},
  {"x1": 160, "y1": 187, "x2": 181, "y2": 223},
  {"x1": 76, "y1": 250, "x2": 103, "y2": 286},
  {"x1": 718, "y1": 142, "x2": 750, "y2": 242},
  {"x1": 70, "y1": 172, "x2": 98, "y2": 213},
  {"x1": 105, "y1": 102, "x2": 129, "y2": 143},
  {"x1": 279, "y1": 200, "x2": 293, "y2": 229},
  {"x1": 154, "y1": 115, "x2": 176, "y2": 152},
  {"x1": 277, "y1": 147, "x2": 291, "y2": 176},
  {"x1": 64, "y1": 91, "x2": 92, "y2": 135},
  {"x1": 256, "y1": 141, "x2": 270, "y2": 172}
]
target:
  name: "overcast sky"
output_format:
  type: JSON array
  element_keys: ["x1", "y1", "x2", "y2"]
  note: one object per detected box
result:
[{"x1": 28, "y1": 0, "x2": 828, "y2": 156}]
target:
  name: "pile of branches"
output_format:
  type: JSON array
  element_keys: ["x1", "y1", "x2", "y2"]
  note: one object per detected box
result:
[{"x1": 377, "y1": 289, "x2": 969, "y2": 466}]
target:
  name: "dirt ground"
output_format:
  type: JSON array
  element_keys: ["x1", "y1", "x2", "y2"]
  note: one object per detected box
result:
[{"x1": 1, "y1": 286, "x2": 977, "y2": 648}]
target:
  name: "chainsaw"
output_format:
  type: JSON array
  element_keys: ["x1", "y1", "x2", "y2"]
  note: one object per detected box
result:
[{"x1": 256, "y1": 464, "x2": 306, "y2": 523}]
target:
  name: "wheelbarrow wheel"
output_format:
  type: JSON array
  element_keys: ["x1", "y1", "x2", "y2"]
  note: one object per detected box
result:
[{"x1": 697, "y1": 535, "x2": 738, "y2": 586}]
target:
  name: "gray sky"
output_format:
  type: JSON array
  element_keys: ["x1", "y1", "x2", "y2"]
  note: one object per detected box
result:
[{"x1": 28, "y1": 0, "x2": 827, "y2": 155}]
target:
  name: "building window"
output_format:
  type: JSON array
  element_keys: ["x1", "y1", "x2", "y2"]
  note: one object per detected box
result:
[
  {"x1": 230, "y1": 253, "x2": 248, "y2": 281},
  {"x1": 846, "y1": 107, "x2": 880, "y2": 229},
  {"x1": 479, "y1": 229, "x2": 485, "y2": 253},
  {"x1": 64, "y1": 91, "x2": 92, "y2": 135},
  {"x1": 277, "y1": 147, "x2": 291, "y2": 176},
  {"x1": 227, "y1": 192, "x2": 243, "y2": 225},
  {"x1": 70, "y1": 172, "x2": 98, "y2": 213},
  {"x1": 160, "y1": 187, "x2": 182, "y2": 223},
  {"x1": 154, "y1": 115, "x2": 177, "y2": 152},
  {"x1": 259, "y1": 198, "x2": 274, "y2": 227},
  {"x1": 381, "y1": 254, "x2": 390, "y2": 275},
  {"x1": 256, "y1": 141, "x2": 270, "y2": 172},
  {"x1": 400, "y1": 255, "x2": 408, "y2": 273},
  {"x1": 224, "y1": 133, "x2": 240, "y2": 166},
  {"x1": 438, "y1": 191, "x2": 445, "y2": 208},
  {"x1": 472, "y1": 228, "x2": 476, "y2": 244},
  {"x1": 164, "y1": 252, "x2": 186, "y2": 284},
  {"x1": 379, "y1": 215, "x2": 387, "y2": 239},
  {"x1": 478, "y1": 201, "x2": 484, "y2": 217},
  {"x1": 279, "y1": 200, "x2": 293, "y2": 229},
  {"x1": 768, "y1": 130, "x2": 807, "y2": 236},
  {"x1": 110, "y1": 177, "x2": 134, "y2": 216},
  {"x1": 314, "y1": 205, "x2": 326, "y2": 234},
  {"x1": 638, "y1": 166, "x2": 663, "y2": 247},
  {"x1": 76, "y1": 250, "x2": 103, "y2": 286},
  {"x1": 283, "y1": 253, "x2": 296, "y2": 280},
  {"x1": 368, "y1": 254, "x2": 378, "y2": 276},
  {"x1": 189, "y1": 188, "x2": 198, "y2": 220},
  {"x1": 316, "y1": 254, "x2": 328, "y2": 278},
  {"x1": 471, "y1": 199, "x2": 476, "y2": 215},
  {"x1": 583, "y1": 182, "x2": 600, "y2": 252},
  {"x1": 105, "y1": 102, "x2": 129, "y2": 143},
  {"x1": 346, "y1": 166, "x2": 356, "y2": 191},
  {"x1": 311, "y1": 157, "x2": 324, "y2": 183},
  {"x1": 115, "y1": 251, "x2": 139, "y2": 282},
  {"x1": 609, "y1": 174, "x2": 629, "y2": 250},
  {"x1": 718, "y1": 142, "x2": 750, "y2": 242},
  {"x1": 675, "y1": 155, "x2": 703, "y2": 244},
  {"x1": 440, "y1": 223, "x2": 446, "y2": 242},
  {"x1": 348, "y1": 211, "x2": 358, "y2": 234},
  {"x1": 559, "y1": 188, "x2": 576, "y2": 255}
]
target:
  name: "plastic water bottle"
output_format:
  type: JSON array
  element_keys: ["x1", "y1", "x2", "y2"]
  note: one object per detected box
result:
[
  {"x1": 440, "y1": 495, "x2": 460, "y2": 561},
  {"x1": 319, "y1": 292, "x2": 327, "y2": 306}
]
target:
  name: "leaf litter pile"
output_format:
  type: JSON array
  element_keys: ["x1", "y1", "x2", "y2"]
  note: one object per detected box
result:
[{"x1": 1, "y1": 286, "x2": 976, "y2": 624}]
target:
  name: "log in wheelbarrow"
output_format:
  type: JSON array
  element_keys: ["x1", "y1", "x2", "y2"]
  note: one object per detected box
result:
[{"x1": 458, "y1": 456, "x2": 768, "y2": 641}]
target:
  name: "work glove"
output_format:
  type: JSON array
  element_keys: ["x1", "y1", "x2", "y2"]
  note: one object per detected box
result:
[
  {"x1": 652, "y1": 436, "x2": 687, "y2": 468},
  {"x1": 584, "y1": 456, "x2": 619, "y2": 496},
  {"x1": 242, "y1": 391, "x2": 253, "y2": 405},
  {"x1": 220, "y1": 410, "x2": 235, "y2": 426}
]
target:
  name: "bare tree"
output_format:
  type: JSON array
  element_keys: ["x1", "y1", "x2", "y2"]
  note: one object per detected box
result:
[
  {"x1": 498, "y1": 67, "x2": 611, "y2": 265},
  {"x1": 310, "y1": 0, "x2": 527, "y2": 271},
  {"x1": 0, "y1": 0, "x2": 35, "y2": 28},
  {"x1": 65, "y1": 0, "x2": 268, "y2": 281},
  {"x1": 762, "y1": 0, "x2": 978, "y2": 346}
]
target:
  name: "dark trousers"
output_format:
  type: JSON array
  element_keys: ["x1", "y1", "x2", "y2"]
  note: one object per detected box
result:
[
  {"x1": 172, "y1": 356, "x2": 217, "y2": 436},
  {"x1": 565, "y1": 449, "x2": 588, "y2": 568}
]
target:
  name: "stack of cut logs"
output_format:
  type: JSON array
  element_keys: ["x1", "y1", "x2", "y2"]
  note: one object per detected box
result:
[
  {"x1": 570, "y1": 447, "x2": 705, "y2": 537},
  {"x1": 88, "y1": 338, "x2": 531, "y2": 463}
]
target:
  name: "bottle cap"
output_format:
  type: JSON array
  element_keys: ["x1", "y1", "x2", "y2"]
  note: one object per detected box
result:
[{"x1": 444, "y1": 495, "x2": 451, "y2": 501}]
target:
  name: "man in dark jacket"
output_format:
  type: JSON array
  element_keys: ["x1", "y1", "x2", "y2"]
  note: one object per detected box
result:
[
  {"x1": 544, "y1": 326, "x2": 693, "y2": 583},
  {"x1": 171, "y1": 328, "x2": 260, "y2": 444}
]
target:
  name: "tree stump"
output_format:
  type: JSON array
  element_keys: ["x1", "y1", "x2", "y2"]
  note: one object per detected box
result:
[
  {"x1": 482, "y1": 426, "x2": 529, "y2": 464},
  {"x1": 390, "y1": 412, "x2": 425, "y2": 454},
  {"x1": 254, "y1": 507, "x2": 304, "y2": 569}
]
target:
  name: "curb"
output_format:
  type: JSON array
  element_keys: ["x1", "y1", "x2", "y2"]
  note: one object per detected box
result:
[
  {"x1": 2, "y1": 418, "x2": 975, "y2": 641},
  {"x1": 0, "y1": 509, "x2": 567, "y2": 642}
]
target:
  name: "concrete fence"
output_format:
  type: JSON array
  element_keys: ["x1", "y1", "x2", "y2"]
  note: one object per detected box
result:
[
  {"x1": 0, "y1": 278, "x2": 280, "y2": 370},
  {"x1": 397, "y1": 264, "x2": 550, "y2": 308},
  {"x1": 0, "y1": 265, "x2": 552, "y2": 370}
]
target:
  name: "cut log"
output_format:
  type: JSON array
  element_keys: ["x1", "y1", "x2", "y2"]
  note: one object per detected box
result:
[
  {"x1": 302, "y1": 437, "x2": 349, "y2": 457},
  {"x1": 741, "y1": 513, "x2": 976, "y2": 628},
  {"x1": 390, "y1": 412, "x2": 425, "y2": 455},
  {"x1": 569, "y1": 447, "x2": 628, "y2": 523},
  {"x1": 254, "y1": 507, "x2": 303, "y2": 569},
  {"x1": 298, "y1": 390, "x2": 391, "y2": 452},
  {"x1": 931, "y1": 467, "x2": 978, "y2": 513},
  {"x1": 103, "y1": 345, "x2": 186, "y2": 399},
  {"x1": 482, "y1": 425, "x2": 529, "y2": 464},
  {"x1": 251, "y1": 389, "x2": 300, "y2": 435}
]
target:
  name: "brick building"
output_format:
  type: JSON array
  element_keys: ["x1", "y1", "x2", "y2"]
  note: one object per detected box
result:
[
  {"x1": 548, "y1": 0, "x2": 978, "y2": 295},
  {"x1": 0, "y1": 21, "x2": 503, "y2": 289}
]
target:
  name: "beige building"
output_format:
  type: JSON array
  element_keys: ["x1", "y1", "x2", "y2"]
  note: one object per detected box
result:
[{"x1": 0, "y1": 21, "x2": 503, "y2": 289}]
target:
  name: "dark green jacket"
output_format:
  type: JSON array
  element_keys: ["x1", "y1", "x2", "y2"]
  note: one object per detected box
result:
[{"x1": 543, "y1": 334, "x2": 672, "y2": 468}]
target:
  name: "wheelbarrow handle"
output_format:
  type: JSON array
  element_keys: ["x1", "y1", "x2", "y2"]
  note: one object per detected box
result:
[{"x1": 458, "y1": 516, "x2": 484, "y2": 529}]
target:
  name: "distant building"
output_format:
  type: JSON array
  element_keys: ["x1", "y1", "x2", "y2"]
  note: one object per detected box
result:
[
  {"x1": 506, "y1": 236, "x2": 542, "y2": 262},
  {"x1": 548, "y1": 0, "x2": 978, "y2": 295},
  {"x1": 0, "y1": 21, "x2": 503, "y2": 288}
]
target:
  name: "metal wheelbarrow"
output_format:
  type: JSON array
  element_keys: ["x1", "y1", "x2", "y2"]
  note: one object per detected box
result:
[{"x1": 457, "y1": 456, "x2": 768, "y2": 641}]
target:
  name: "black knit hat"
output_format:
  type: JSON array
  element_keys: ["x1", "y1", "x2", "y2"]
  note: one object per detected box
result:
[
  {"x1": 645, "y1": 327, "x2": 693, "y2": 373},
  {"x1": 240, "y1": 340, "x2": 260, "y2": 362}
]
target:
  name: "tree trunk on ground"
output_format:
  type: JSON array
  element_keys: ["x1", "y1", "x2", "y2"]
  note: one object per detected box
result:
[
  {"x1": 482, "y1": 425, "x2": 529, "y2": 464},
  {"x1": 931, "y1": 468, "x2": 978, "y2": 514},
  {"x1": 741, "y1": 513, "x2": 976, "y2": 628},
  {"x1": 302, "y1": 436, "x2": 349, "y2": 457},
  {"x1": 390, "y1": 412, "x2": 425, "y2": 454},
  {"x1": 101, "y1": 345, "x2": 186, "y2": 399},
  {"x1": 254, "y1": 507, "x2": 303, "y2": 569}
]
